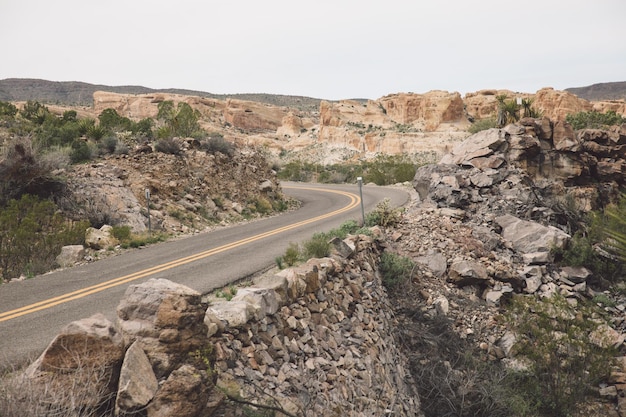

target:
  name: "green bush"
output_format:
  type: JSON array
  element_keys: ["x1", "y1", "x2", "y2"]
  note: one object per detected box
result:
[
  {"x1": 552, "y1": 194, "x2": 626, "y2": 283},
  {"x1": 70, "y1": 140, "x2": 93, "y2": 163},
  {"x1": 283, "y1": 243, "x2": 301, "y2": 266},
  {"x1": 565, "y1": 110, "x2": 626, "y2": 130},
  {"x1": 111, "y1": 225, "x2": 132, "y2": 242},
  {"x1": 379, "y1": 252, "x2": 414, "y2": 289},
  {"x1": 157, "y1": 101, "x2": 204, "y2": 138},
  {"x1": 0, "y1": 195, "x2": 88, "y2": 280},
  {"x1": 0, "y1": 101, "x2": 17, "y2": 117},
  {"x1": 504, "y1": 294, "x2": 615, "y2": 417},
  {"x1": 303, "y1": 234, "x2": 332, "y2": 259},
  {"x1": 365, "y1": 198, "x2": 403, "y2": 228},
  {"x1": 468, "y1": 118, "x2": 497, "y2": 134}
]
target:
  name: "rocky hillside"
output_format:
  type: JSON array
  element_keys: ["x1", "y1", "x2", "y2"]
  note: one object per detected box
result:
[
  {"x1": 0, "y1": 78, "x2": 323, "y2": 111},
  {"x1": 567, "y1": 81, "x2": 626, "y2": 101},
  {"x1": 61, "y1": 143, "x2": 284, "y2": 235}
]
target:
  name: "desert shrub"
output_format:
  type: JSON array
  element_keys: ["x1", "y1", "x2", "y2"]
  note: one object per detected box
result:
[
  {"x1": 99, "y1": 136, "x2": 118, "y2": 155},
  {"x1": 276, "y1": 161, "x2": 316, "y2": 182},
  {"x1": 70, "y1": 139, "x2": 94, "y2": 163},
  {"x1": 154, "y1": 137, "x2": 181, "y2": 155},
  {"x1": 603, "y1": 193, "x2": 626, "y2": 262},
  {"x1": 0, "y1": 195, "x2": 88, "y2": 280},
  {"x1": 363, "y1": 154, "x2": 416, "y2": 185},
  {"x1": 253, "y1": 197, "x2": 273, "y2": 215},
  {"x1": 0, "y1": 101, "x2": 17, "y2": 118},
  {"x1": 283, "y1": 243, "x2": 301, "y2": 266},
  {"x1": 566, "y1": 110, "x2": 626, "y2": 130},
  {"x1": 303, "y1": 234, "x2": 332, "y2": 259},
  {"x1": 202, "y1": 136, "x2": 235, "y2": 157},
  {"x1": 111, "y1": 225, "x2": 132, "y2": 242},
  {"x1": 98, "y1": 108, "x2": 132, "y2": 132},
  {"x1": 365, "y1": 198, "x2": 403, "y2": 228},
  {"x1": 20, "y1": 100, "x2": 50, "y2": 124},
  {"x1": 0, "y1": 137, "x2": 68, "y2": 205},
  {"x1": 132, "y1": 117, "x2": 154, "y2": 139},
  {"x1": 0, "y1": 363, "x2": 117, "y2": 417},
  {"x1": 157, "y1": 101, "x2": 204, "y2": 138},
  {"x1": 86, "y1": 124, "x2": 107, "y2": 141},
  {"x1": 120, "y1": 232, "x2": 167, "y2": 249},
  {"x1": 379, "y1": 251, "x2": 414, "y2": 289},
  {"x1": 552, "y1": 193, "x2": 626, "y2": 283},
  {"x1": 504, "y1": 294, "x2": 615, "y2": 417},
  {"x1": 468, "y1": 117, "x2": 497, "y2": 134}
]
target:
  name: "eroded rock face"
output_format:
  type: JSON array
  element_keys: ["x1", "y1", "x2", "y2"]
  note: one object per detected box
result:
[{"x1": 438, "y1": 119, "x2": 626, "y2": 187}]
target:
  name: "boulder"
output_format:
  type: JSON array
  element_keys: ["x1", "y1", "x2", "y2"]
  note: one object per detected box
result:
[
  {"x1": 440, "y1": 128, "x2": 507, "y2": 166},
  {"x1": 56, "y1": 244, "x2": 85, "y2": 267},
  {"x1": 85, "y1": 225, "x2": 118, "y2": 250},
  {"x1": 146, "y1": 364, "x2": 211, "y2": 417},
  {"x1": 116, "y1": 340, "x2": 159, "y2": 415},
  {"x1": 495, "y1": 214, "x2": 570, "y2": 254},
  {"x1": 117, "y1": 279, "x2": 208, "y2": 378},
  {"x1": 25, "y1": 314, "x2": 124, "y2": 412},
  {"x1": 448, "y1": 260, "x2": 489, "y2": 286}
]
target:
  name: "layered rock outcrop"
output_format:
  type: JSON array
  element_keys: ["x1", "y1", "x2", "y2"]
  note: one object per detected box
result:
[
  {"x1": 93, "y1": 91, "x2": 316, "y2": 135},
  {"x1": 90, "y1": 88, "x2": 626, "y2": 161}
]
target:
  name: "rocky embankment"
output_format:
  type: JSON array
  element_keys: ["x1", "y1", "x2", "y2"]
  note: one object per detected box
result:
[
  {"x1": 61, "y1": 141, "x2": 283, "y2": 235},
  {"x1": 9, "y1": 230, "x2": 421, "y2": 417}
]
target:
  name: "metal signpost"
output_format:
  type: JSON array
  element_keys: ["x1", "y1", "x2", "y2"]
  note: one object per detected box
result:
[
  {"x1": 357, "y1": 177, "x2": 365, "y2": 226},
  {"x1": 145, "y1": 188, "x2": 151, "y2": 235}
]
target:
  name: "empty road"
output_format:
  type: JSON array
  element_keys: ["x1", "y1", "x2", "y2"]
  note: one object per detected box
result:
[{"x1": 0, "y1": 182, "x2": 409, "y2": 366}]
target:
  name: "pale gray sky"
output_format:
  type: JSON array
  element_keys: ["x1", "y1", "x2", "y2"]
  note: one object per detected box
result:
[{"x1": 1, "y1": 0, "x2": 625, "y2": 100}]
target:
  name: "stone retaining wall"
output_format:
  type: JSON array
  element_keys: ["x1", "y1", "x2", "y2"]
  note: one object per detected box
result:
[{"x1": 205, "y1": 233, "x2": 422, "y2": 416}]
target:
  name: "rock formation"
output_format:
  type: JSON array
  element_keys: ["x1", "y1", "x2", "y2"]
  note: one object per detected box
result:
[{"x1": 88, "y1": 88, "x2": 626, "y2": 163}]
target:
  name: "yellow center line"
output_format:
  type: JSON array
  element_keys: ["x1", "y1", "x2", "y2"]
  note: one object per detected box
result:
[{"x1": 0, "y1": 186, "x2": 359, "y2": 322}]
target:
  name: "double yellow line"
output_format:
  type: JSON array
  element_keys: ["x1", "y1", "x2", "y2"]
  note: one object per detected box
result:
[{"x1": 0, "y1": 186, "x2": 359, "y2": 323}]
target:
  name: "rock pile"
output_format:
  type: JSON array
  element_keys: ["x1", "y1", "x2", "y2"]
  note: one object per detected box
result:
[{"x1": 385, "y1": 118, "x2": 626, "y2": 415}]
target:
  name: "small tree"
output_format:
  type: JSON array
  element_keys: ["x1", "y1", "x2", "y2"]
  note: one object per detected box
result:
[{"x1": 157, "y1": 101, "x2": 203, "y2": 138}]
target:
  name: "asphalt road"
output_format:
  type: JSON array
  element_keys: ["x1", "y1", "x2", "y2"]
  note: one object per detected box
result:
[{"x1": 0, "y1": 182, "x2": 409, "y2": 367}]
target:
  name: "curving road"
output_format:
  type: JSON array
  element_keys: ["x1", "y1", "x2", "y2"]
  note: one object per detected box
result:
[{"x1": 0, "y1": 182, "x2": 409, "y2": 367}]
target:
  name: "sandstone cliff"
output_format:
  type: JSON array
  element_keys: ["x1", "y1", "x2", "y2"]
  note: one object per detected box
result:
[{"x1": 89, "y1": 88, "x2": 626, "y2": 164}]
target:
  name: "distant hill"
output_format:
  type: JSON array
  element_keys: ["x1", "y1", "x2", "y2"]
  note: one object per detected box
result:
[
  {"x1": 0, "y1": 78, "x2": 323, "y2": 111},
  {"x1": 566, "y1": 81, "x2": 626, "y2": 101}
]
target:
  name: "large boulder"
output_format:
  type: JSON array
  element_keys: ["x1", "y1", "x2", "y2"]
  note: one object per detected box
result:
[
  {"x1": 56, "y1": 244, "x2": 85, "y2": 267},
  {"x1": 496, "y1": 214, "x2": 570, "y2": 254},
  {"x1": 25, "y1": 314, "x2": 124, "y2": 412},
  {"x1": 85, "y1": 225, "x2": 118, "y2": 250},
  {"x1": 115, "y1": 340, "x2": 159, "y2": 415},
  {"x1": 116, "y1": 279, "x2": 208, "y2": 378}
]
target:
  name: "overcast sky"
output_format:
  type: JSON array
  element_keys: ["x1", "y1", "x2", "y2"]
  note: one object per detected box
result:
[{"x1": 2, "y1": 0, "x2": 625, "y2": 100}]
